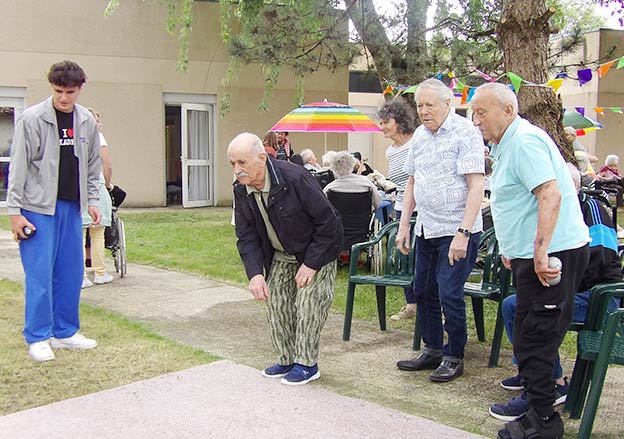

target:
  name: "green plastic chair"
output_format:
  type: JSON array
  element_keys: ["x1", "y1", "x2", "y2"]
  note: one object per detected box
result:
[
  {"x1": 342, "y1": 219, "x2": 420, "y2": 350},
  {"x1": 567, "y1": 308, "x2": 624, "y2": 438},
  {"x1": 564, "y1": 282, "x2": 624, "y2": 434},
  {"x1": 463, "y1": 228, "x2": 513, "y2": 367}
]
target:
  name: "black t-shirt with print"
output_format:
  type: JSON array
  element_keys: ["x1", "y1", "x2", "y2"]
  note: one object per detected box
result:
[{"x1": 56, "y1": 109, "x2": 79, "y2": 201}]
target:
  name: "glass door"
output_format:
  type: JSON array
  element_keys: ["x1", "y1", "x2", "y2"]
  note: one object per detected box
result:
[
  {"x1": 0, "y1": 97, "x2": 25, "y2": 207},
  {"x1": 181, "y1": 103, "x2": 214, "y2": 207}
]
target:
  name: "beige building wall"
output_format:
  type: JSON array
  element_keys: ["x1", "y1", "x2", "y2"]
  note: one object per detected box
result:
[
  {"x1": 554, "y1": 28, "x2": 624, "y2": 165},
  {"x1": 0, "y1": 0, "x2": 348, "y2": 207}
]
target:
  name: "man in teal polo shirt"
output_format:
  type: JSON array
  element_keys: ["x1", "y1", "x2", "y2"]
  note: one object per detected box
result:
[{"x1": 471, "y1": 83, "x2": 590, "y2": 439}]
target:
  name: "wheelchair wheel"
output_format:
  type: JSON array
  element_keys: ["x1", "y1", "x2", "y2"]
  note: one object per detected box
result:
[{"x1": 117, "y1": 218, "x2": 126, "y2": 278}]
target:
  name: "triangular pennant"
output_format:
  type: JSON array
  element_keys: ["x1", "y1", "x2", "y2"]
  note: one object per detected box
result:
[
  {"x1": 448, "y1": 71, "x2": 456, "y2": 78},
  {"x1": 578, "y1": 68, "x2": 592, "y2": 86},
  {"x1": 383, "y1": 85, "x2": 394, "y2": 95},
  {"x1": 575, "y1": 107, "x2": 585, "y2": 116},
  {"x1": 597, "y1": 60, "x2": 616, "y2": 78},
  {"x1": 461, "y1": 86, "x2": 470, "y2": 105},
  {"x1": 506, "y1": 72, "x2": 523, "y2": 93},
  {"x1": 402, "y1": 85, "x2": 418, "y2": 94},
  {"x1": 449, "y1": 77, "x2": 458, "y2": 90},
  {"x1": 555, "y1": 72, "x2": 568, "y2": 79},
  {"x1": 435, "y1": 73, "x2": 443, "y2": 80},
  {"x1": 466, "y1": 87, "x2": 476, "y2": 103},
  {"x1": 610, "y1": 107, "x2": 623, "y2": 113},
  {"x1": 617, "y1": 56, "x2": 624, "y2": 69},
  {"x1": 474, "y1": 69, "x2": 495, "y2": 82},
  {"x1": 455, "y1": 79, "x2": 465, "y2": 92},
  {"x1": 546, "y1": 78, "x2": 563, "y2": 93},
  {"x1": 594, "y1": 107, "x2": 604, "y2": 115}
]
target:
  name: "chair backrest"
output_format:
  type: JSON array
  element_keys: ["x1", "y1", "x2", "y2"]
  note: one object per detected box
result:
[
  {"x1": 479, "y1": 229, "x2": 511, "y2": 290},
  {"x1": 380, "y1": 219, "x2": 418, "y2": 278},
  {"x1": 583, "y1": 282, "x2": 624, "y2": 331},
  {"x1": 313, "y1": 169, "x2": 335, "y2": 189},
  {"x1": 327, "y1": 189, "x2": 374, "y2": 251}
]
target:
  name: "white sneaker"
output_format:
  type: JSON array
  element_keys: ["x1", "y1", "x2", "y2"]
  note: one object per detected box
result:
[
  {"x1": 50, "y1": 333, "x2": 97, "y2": 350},
  {"x1": 29, "y1": 340, "x2": 55, "y2": 362},
  {"x1": 93, "y1": 273, "x2": 113, "y2": 285},
  {"x1": 82, "y1": 277, "x2": 93, "y2": 289}
]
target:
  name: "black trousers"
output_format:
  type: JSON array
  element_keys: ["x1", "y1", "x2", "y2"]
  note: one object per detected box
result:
[{"x1": 511, "y1": 244, "x2": 590, "y2": 417}]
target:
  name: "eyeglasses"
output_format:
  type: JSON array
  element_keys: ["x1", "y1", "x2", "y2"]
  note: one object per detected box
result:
[{"x1": 472, "y1": 110, "x2": 488, "y2": 121}]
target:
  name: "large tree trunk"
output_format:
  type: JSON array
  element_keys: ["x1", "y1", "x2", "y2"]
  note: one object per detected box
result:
[
  {"x1": 498, "y1": 0, "x2": 574, "y2": 162},
  {"x1": 346, "y1": 0, "x2": 430, "y2": 90}
]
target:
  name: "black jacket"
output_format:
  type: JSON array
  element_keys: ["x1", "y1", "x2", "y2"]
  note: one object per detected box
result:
[
  {"x1": 577, "y1": 192, "x2": 622, "y2": 292},
  {"x1": 233, "y1": 158, "x2": 343, "y2": 280}
]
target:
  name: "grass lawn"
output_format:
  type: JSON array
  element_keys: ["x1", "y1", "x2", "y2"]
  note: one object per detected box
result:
[
  {"x1": 0, "y1": 279, "x2": 218, "y2": 416},
  {"x1": 0, "y1": 205, "x2": 621, "y2": 415}
]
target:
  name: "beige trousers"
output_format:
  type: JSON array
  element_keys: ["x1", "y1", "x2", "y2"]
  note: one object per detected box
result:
[{"x1": 83, "y1": 227, "x2": 107, "y2": 276}]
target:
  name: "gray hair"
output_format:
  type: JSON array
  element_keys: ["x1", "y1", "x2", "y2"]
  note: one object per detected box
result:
[
  {"x1": 566, "y1": 162, "x2": 581, "y2": 192},
  {"x1": 321, "y1": 150, "x2": 337, "y2": 168},
  {"x1": 300, "y1": 148, "x2": 314, "y2": 164},
  {"x1": 377, "y1": 99, "x2": 416, "y2": 134},
  {"x1": 415, "y1": 78, "x2": 453, "y2": 103},
  {"x1": 330, "y1": 151, "x2": 356, "y2": 177},
  {"x1": 474, "y1": 83, "x2": 519, "y2": 113},
  {"x1": 564, "y1": 126, "x2": 577, "y2": 136},
  {"x1": 227, "y1": 132, "x2": 264, "y2": 155},
  {"x1": 605, "y1": 154, "x2": 620, "y2": 167}
]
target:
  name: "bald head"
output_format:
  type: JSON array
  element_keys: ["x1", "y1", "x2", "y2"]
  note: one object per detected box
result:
[
  {"x1": 228, "y1": 132, "x2": 267, "y2": 189},
  {"x1": 471, "y1": 83, "x2": 519, "y2": 144},
  {"x1": 228, "y1": 132, "x2": 264, "y2": 156}
]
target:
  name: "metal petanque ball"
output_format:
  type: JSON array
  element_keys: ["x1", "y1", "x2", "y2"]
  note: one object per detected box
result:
[{"x1": 546, "y1": 256, "x2": 562, "y2": 286}]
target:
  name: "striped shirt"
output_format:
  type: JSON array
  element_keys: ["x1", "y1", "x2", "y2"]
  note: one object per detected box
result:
[{"x1": 385, "y1": 141, "x2": 411, "y2": 212}]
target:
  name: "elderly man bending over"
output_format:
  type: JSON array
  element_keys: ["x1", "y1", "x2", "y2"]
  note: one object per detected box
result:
[{"x1": 228, "y1": 133, "x2": 343, "y2": 386}]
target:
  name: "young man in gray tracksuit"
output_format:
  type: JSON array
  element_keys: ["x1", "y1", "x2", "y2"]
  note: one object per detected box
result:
[{"x1": 7, "y1": 60, "x2": 102, "y2": 362}]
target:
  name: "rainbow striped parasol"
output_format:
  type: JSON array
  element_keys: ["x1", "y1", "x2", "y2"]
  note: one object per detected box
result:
[{"x1": 271, "y1": 101, "x2": 380, "y2": 133}]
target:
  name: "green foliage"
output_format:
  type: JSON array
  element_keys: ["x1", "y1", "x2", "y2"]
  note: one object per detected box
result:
[{"x1": 218, "y1": 0, "x2": 358, "y2": 113}]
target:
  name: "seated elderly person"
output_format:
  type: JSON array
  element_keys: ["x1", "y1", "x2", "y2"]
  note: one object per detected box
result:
[
  {"x1": 323, "y1": 151, "x2": 381, "y2": 210},
  {"x1": 301, "y1": 148, "x2": 321, "y2": 172},
  {"x1": 598, "y1": 154, "x2": 624, "y2": 208}
]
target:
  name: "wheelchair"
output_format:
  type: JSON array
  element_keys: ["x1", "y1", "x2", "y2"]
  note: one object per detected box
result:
[{"x1": 104, "y1": 206, "x2": 126, "y2": 278}]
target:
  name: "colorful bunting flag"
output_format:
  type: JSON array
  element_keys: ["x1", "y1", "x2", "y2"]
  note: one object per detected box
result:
[
  {"x1": 597, "y1": 60, "x2": 616, "y2": 78},
  {"x1": 575, "y1": 107, "x2": 585, "y2": 116},
  {"x1": 546, "y1": 78, "x2": 563, "y2": 93},
  {"x1": 594, "y1": 107, "x2": 604, "y2": 115},
  {"x1": 506, "y1": 72, "x2": 523, "y2": 94},
  {"x1": 578, "y1": 69, "x2": 593, "y2": 86},
  {"x1": 617, "y1": 57, "x2": 624, "y2": 69}
]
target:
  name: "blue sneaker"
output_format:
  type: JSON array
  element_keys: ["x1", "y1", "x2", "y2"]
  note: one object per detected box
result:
[
  {"x1": 280, "y1": 363, "x2": 320, "y2": 386},
  {"x1": 261, "y1": 363, "x2": 294, "y2": 378},
  {"x1": 489, "y1": 393, "x2": 529, "y2": 421},
  {"x1": 500, "y1": 374, "x2": 525, "y2": 391},
  {"x1": 554, "y1": 377, "x2": 569, "y2": 406}
]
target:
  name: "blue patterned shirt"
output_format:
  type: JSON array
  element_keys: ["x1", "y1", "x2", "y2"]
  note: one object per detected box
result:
[{"x1": 404, "y1": 111, "x2": 484, "y2": 238}]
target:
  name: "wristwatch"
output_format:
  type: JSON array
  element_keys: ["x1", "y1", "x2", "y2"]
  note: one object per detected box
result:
[{"x1": 457, "y1": 228, "x2": 471, "y2": 237}]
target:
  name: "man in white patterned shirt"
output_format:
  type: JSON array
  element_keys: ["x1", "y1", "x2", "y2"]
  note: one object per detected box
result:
[{"x1": 395, "y1": 78, "x2": 485, "y2": 382}]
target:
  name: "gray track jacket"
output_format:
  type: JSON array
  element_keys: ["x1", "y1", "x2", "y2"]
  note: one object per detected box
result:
[{"x1": 7, "y1": 96, "x2": 101, "y2": 215}]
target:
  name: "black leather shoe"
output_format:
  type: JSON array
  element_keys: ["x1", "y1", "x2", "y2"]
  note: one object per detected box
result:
[
  {"x1": 428, "y1": 360, "x2": 464, "y2": 382},
  {"x1": 396, "y1": 352, "x2": 442, "y2": 371}
]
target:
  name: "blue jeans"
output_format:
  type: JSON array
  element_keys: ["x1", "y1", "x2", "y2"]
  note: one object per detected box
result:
[
  {"x1": 413, "y1": 232, "x2": 480, "y2": 359},
  {"x1": 502, "y1": 290, "x2": 618, "y2": 378},
  {"x1": 20, "y1": 200, "x2": 84, "y2": 343}
]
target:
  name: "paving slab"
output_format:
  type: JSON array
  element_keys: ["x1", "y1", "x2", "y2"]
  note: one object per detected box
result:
[{"x1": 0, "y1": 360, "x2": 486, "y2": 439}]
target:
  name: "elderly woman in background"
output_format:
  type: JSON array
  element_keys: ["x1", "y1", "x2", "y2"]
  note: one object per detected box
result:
[
  {"x1": 598, "y1": 154, "x2": 624, "y2": 208},
  {"x1": 323, "y1": 151, "x2": 381, "y2": 210},
  {"x1": 262, "y1": 132, "x2": 278, "y2": 159},
  {"x1": 377, "y1": 99, "x2": 417, "y2": 321}
]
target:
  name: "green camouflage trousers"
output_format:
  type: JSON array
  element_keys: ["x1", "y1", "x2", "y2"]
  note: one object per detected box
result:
[{"x1": 266, "y1": 259, "x2": 336, "y2": 366}]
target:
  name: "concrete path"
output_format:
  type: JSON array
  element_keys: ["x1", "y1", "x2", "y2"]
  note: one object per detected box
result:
[{"x1": 1, "y1": 225, "x2": 623, "y2": 438}]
